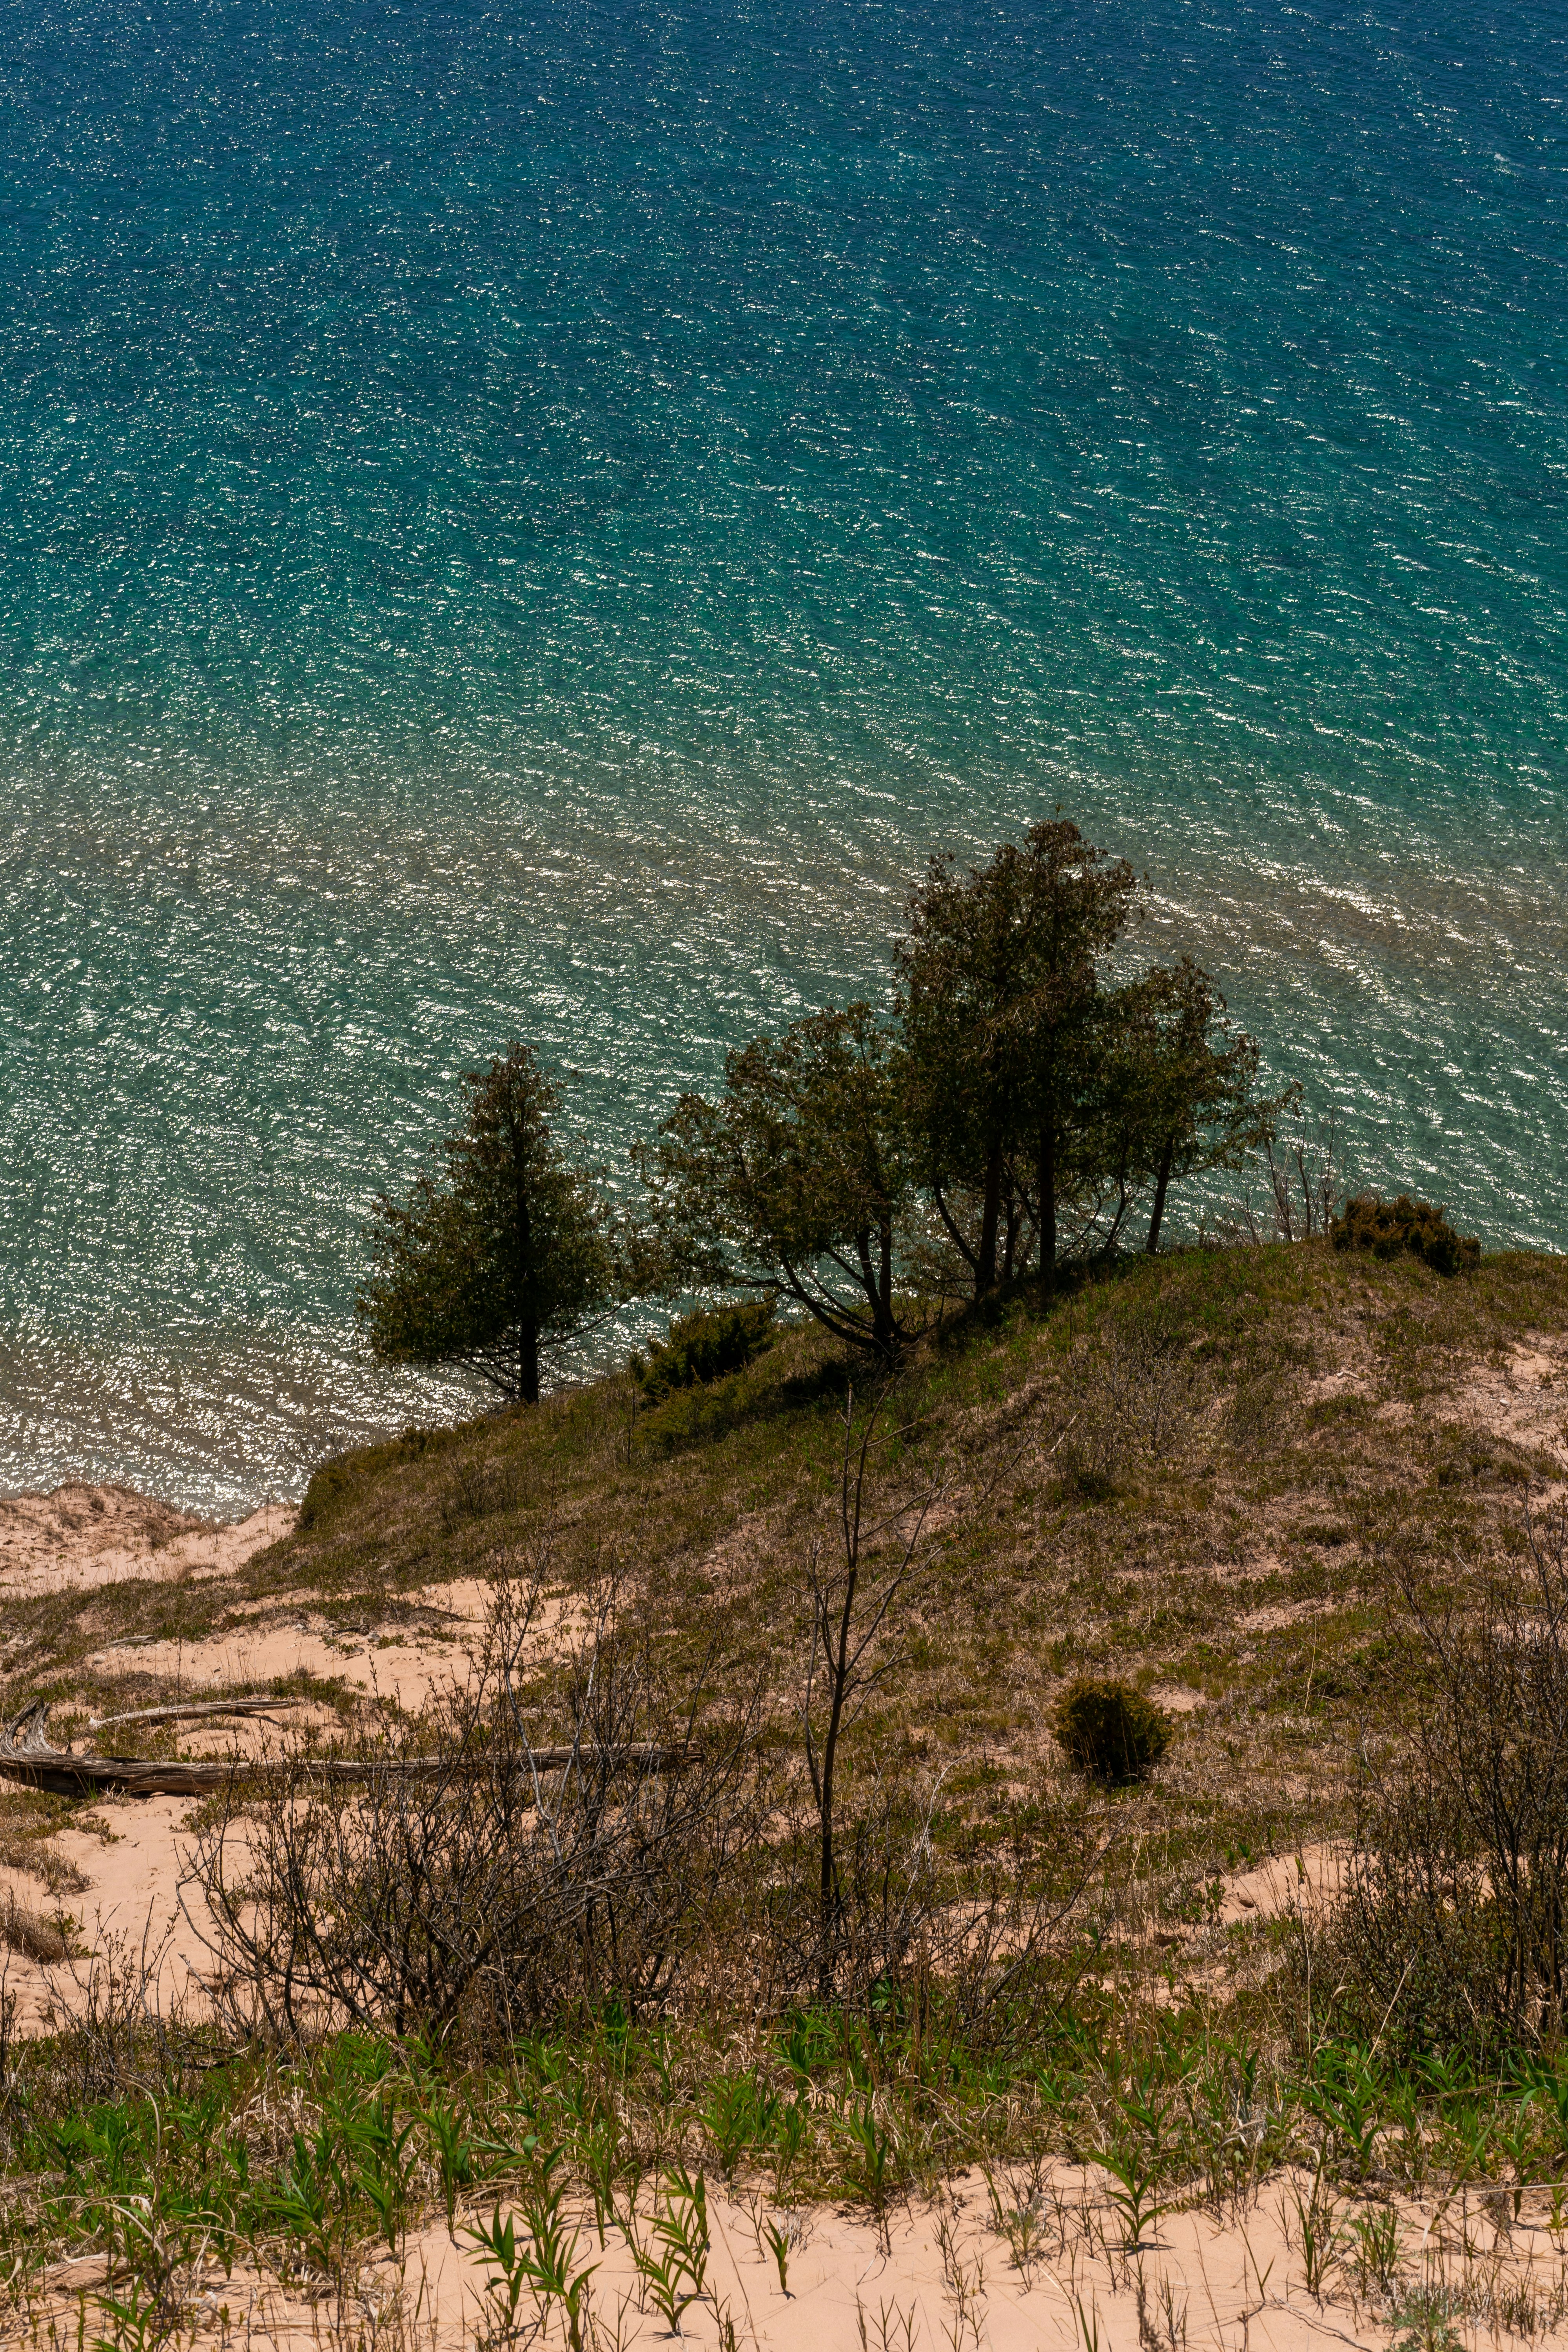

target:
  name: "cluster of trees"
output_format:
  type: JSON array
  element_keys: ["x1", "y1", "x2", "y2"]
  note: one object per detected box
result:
[{"x1": 359, "y1": 820, "x2": 1285, "y2": 1401}]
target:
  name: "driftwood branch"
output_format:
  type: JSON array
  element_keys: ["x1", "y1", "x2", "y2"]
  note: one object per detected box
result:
[
  {"x1": 87, "y1": 1697, "x2": 310, "y2": 1733},
  {"x1": 0, "y1": 1702, "x2": 684, "y2": 1800}
]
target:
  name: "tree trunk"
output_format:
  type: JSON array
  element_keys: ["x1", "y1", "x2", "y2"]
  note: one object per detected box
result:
[
  {"x1": 817, "y1": 1568, "x2": 856, "y2": 1999},
  {"x1": 931, "y1": 1177, "x2": 978, "y2": 1273},
  {"x1": 1147, "y1": 1134, "x2": 1176, "y2": 1256},
  {"x1": 510, "y1": 1109, "x2": 540, "y2": 1405},
  {"x1": 1036, "y1": 1112, "x2": 1057, "y2": 1279},
  {"x1": 1001, "y1": 1180, "x2": 1022, "y2": 1282},
  {"x1": 875, "y1": 1217, "x2": 896, "y2": 1356},
  {"x1": 855, "y1": 1225, "x2": 896, "y2": 1360},
  {"x1": 1105, "y1": 1134, "x2": 1133, "y2": 1250},
  {"x1": 976, "y1": 1139, "x2": 1003, "y2": 1295}
]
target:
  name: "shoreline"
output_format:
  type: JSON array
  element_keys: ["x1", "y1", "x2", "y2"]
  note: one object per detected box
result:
[{"x1": 0, "y1": 1478, "x2": 296, "y2": 1600}]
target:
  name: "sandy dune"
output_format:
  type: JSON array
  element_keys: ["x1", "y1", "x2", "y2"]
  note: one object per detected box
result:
[
  {"x1": 0, "y1": 1481, "x2": 294, "y2": 1598},
  {"x1": 3, "y1": 1385, "x2": 1566, "y2": 2347}
]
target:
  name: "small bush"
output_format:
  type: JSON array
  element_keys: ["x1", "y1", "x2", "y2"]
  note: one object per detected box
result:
[
  {"x1": 638, "y1": 1368, "x2": 760, "y2": 1454},
  {"x1": 1330, "y1": 1192, "x2": 1479, "y2": 1275},
  {"x1": 1052, "y1": 1678, "x2": 1171, "y2": 1784},
  {"x1": 631, "y1": 1297, "x2": 777, "y2": 1405}
]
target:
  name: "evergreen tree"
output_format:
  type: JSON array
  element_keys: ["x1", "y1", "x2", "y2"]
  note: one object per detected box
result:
[
  {"x1": 896, "y1": 820, "x2": 1137, "y2": 1290},
  {"x1": 358, "y1": 1042, "x2": 615, "y2": 1405}
]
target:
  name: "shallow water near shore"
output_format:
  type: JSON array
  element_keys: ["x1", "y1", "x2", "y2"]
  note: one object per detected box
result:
[{"x1": 0, "y1": 0, "x2": 1564, "y2": 1508}]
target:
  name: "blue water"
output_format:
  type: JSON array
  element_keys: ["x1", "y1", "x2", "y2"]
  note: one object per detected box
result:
[{"x1": 1, "y1": 0, "x2": 1564, "y2": 1509}]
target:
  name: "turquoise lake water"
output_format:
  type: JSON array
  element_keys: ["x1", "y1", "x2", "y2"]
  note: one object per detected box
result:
[{"x1": 1, "y1": 0, "x2": 1564, "y2": 1508}]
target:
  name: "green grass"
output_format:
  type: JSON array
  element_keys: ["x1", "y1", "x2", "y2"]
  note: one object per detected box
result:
[{"x1": 8, "y1": 1982, "x2": 1568, "y2": 2336}]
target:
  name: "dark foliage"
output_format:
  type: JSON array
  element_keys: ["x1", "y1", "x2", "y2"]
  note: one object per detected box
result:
[
  {"x1": 358, "y1": 1043, "x2": 619, "y2": 1404},
  {"x1": 895, "y1": 824, "x2": 1281, "y2": 1289},
  {"x1": 1052, "y1": 1678, "x2": 1171, "y2": 1783},
  {"x1": 1331, "y1": 1192, "x2": 1480, "y2": 1275},
  {"x1": 631, "y1": 1297, "x2": 778, "y2": 1405},
  {"x1": 896, "y1": 820, "x2": 1138, "y2": 1290},
  {"x1": 1097, "y1": 958, "x2": 1286, "y2": 1257},
  {"x1": 633, "y1": 1003, "x2": 918, "y2": 1363}
]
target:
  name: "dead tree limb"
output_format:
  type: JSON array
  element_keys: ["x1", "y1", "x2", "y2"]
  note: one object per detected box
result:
[{"x1": 87, "y1": 1697, "x2": 310, "y2": 1733}]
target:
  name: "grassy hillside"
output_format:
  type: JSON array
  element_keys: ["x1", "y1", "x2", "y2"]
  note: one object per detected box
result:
[
  {"x1": 5, "y1": 1236, "x2": 1568, "y2": 2346},
  {"x1": 3, "y1": 1232, "x2": 1564, "y2": 1982},
  {"x1": 256, "y1": 1237, "x2": 1568, "y2": 1900}
]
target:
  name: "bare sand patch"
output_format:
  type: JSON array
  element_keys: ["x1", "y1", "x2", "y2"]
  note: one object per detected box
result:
[
  {"x1": 0, "y1": 1482, "x2": 293, "y2": 1597},
  {"x1": 1220, "y1": 1840, "x2": 1345, "y2": 1926},
  {"x1": 84, "y1": 1621, "x2": 475, "y2": 1712},
  {"x1": 0, "y1": 1794, "x2": 215, "y2": 2031},
  {"x1": 1148, "y1": 1682, "x2": 1205, "y2": 1715},
  {"x1": 1451, "y1": 1339, "x2": 1568, "y2": 1471},
  {"x1": 79, "y1": 1573, "x2": 548, "y2": 1715},
  {"x1": 24, "y1": 2160, "x2": 1568, "y2": 2348},
  {"x1": 0, "y1": 1495, "x2": 583, "y2": 2032},
  {"x1": 1234, "y1": 1598, "x2": 1337, "y2": 1637}
]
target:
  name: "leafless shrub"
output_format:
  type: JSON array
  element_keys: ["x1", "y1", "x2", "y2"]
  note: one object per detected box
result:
[
  {"x1": 40, "y1": 1920, "x2": 210, "y2": 2108},
  {"x1": 752, "y1": 1756, "x2": 1103, "y2": 2039},
  {"x1": 1206, "y1": 1100, "x2": 1343, "y2": 1246},
  {"x1": 768, "y1": 1386, "x2": 1102, "y2": 2022},
  {"x1": 1312, "y1": 1502, "x2": 1568, "y2": 2057},
  {"x1": 184, "y1": 1563, "x2": 765, "y2": 2046},
  {"x1": 799, "y1": 1386, "x2": 946, "y2": 1995},
  {"x1": 187, "y1": 1415, "x2": 1106, "y2": 2050},
  {"x1": 1264, "y1": 1106, "x2": 1343, "y2": 1243}
]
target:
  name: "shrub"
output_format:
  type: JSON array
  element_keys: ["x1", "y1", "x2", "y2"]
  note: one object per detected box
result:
[
  {"x1": 1330, "y1": 1192, "x2": 1479, "y2": 1275},
  {"x1": 1311, "y1": 1502, "x2": 1568, "y2": 2059},
  {"x1": 1052, "y1": 1678, "x2": 1171, "y2": 1783},
  {"x1": 631, "y1": 1297, "x2": 777, "y2": 1405},
  {"x1": 295, "y1": 1456, "x2": 366, "y2": 1534},
  {"x1": 188, "y1": 1568, "x2": 766, "y2": 2045},
  {"x1": 637, "y1": 1368, "x2": 761, "y2": 1455}
]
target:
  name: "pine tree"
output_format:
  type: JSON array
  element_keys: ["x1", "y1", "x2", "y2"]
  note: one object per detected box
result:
[{"x1": 358, "y1": 1042, "x2": 615, "y2": 1405}]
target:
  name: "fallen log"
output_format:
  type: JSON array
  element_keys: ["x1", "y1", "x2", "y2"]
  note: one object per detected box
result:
[
  {"x1": 0, "y1": 1702, "x2": 684, "y2": 1800},
  {"x1": 0, "y1": 1703, "x2": 268, "y2": 1797}
]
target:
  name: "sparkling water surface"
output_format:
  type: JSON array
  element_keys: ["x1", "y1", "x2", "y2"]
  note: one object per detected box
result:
[{"x1": 1, "y1": 0, "x2": 1564, "y2": 1509}]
